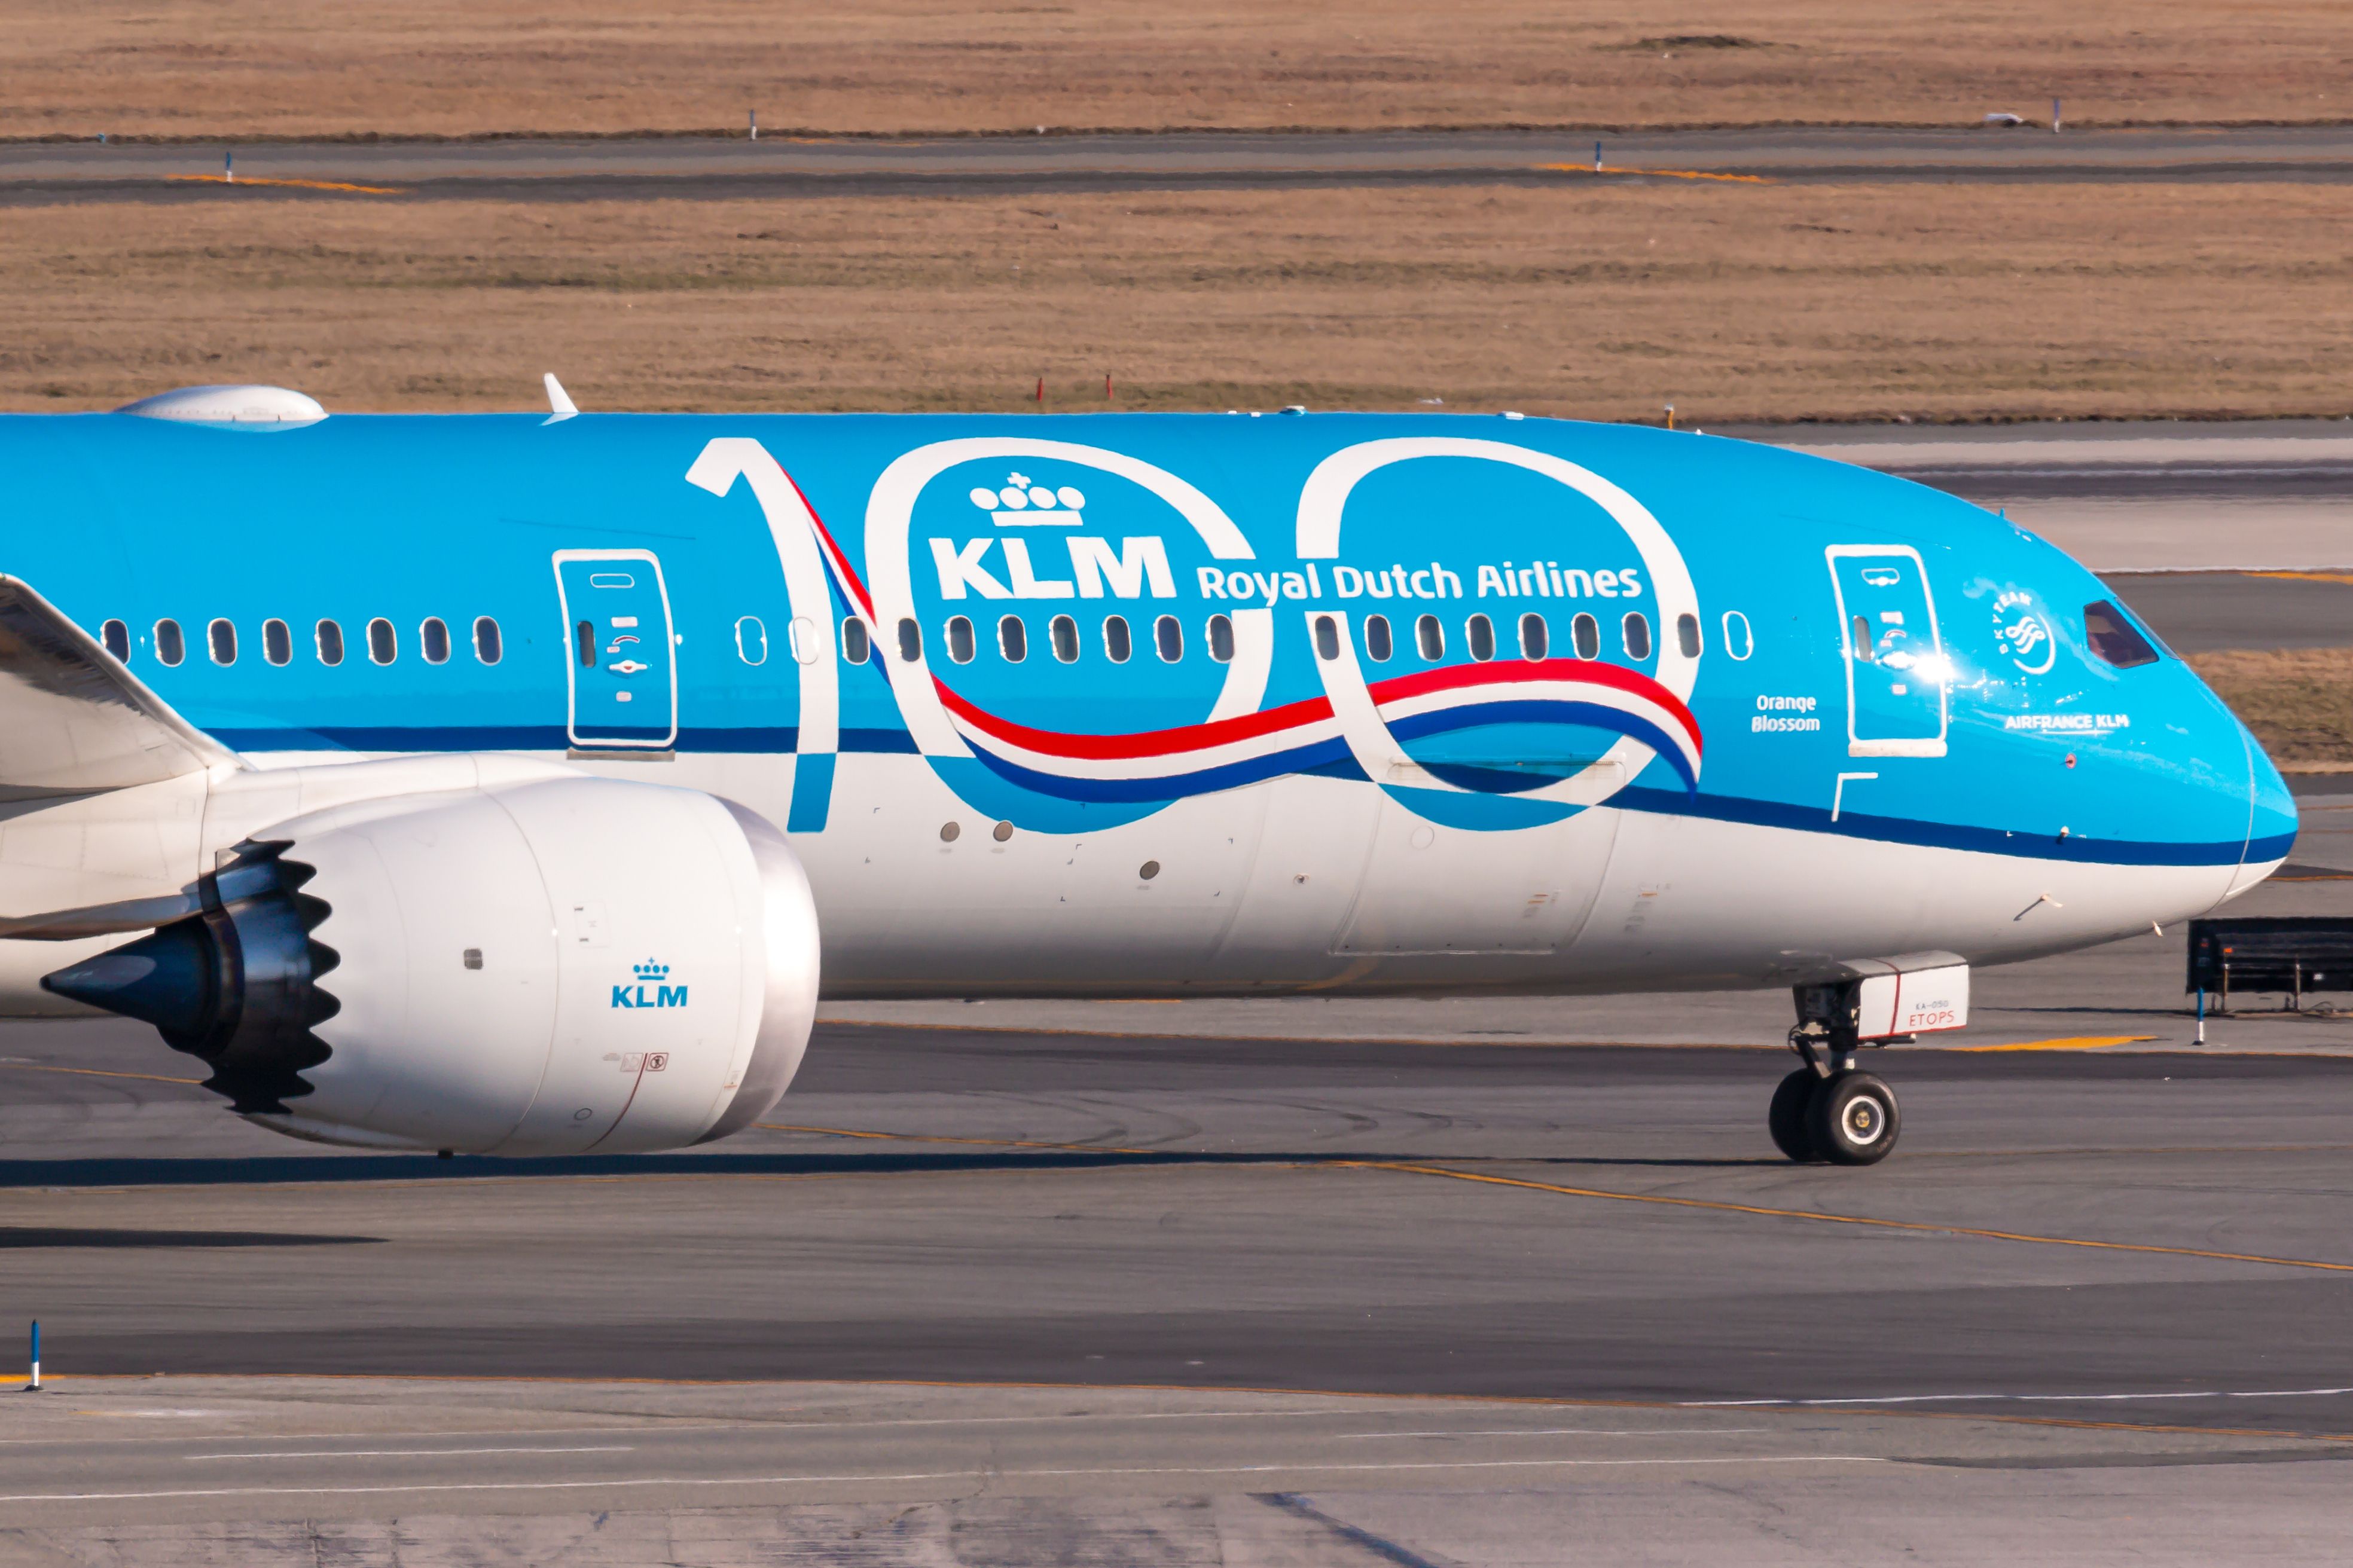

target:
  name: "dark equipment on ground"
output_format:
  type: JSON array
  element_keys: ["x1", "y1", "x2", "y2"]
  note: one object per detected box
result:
[{"x1": 2186, "y1": 916, "x2": 2353, "y2": 1013}]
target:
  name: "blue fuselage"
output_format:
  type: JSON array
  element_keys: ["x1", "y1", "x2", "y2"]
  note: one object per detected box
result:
[{"x1": 0, "y1": 409, "x2": 2294, "y2": 994}]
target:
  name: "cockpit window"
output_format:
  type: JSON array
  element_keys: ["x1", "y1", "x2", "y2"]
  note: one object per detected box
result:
[{"x1": 2083, "y1": 601, "x2": 2159, "y2": 668}]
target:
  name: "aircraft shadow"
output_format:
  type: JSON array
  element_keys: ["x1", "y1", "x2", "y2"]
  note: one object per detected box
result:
[
  {"x1": 0, "y1": 1226, "x2": 382, "y2": 1248},
  {"x1": 0, "y1": 1147, "x2": 1774, "y2": 1190}
]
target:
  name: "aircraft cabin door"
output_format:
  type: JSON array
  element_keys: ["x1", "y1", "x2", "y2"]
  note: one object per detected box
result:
[
  {"x1": 554, "y1": 549, "x2": 678, "y2": 750},
  {"x1": 1827, "y1": 545, "x2": 1947, "y2": 759}
]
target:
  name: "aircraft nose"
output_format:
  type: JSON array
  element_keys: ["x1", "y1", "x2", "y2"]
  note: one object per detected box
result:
[{"x1": 2235, "y1": 720, "x2": 2299, "y2": 891}]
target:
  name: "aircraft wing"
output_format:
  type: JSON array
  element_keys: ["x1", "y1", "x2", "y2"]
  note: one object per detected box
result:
[{"x1": 0, "y1": 575, "x2": 237, "y2": 802}]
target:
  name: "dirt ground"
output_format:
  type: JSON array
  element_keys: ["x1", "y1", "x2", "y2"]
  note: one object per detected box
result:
[
  {"x1": 2190, "y1": 649, "x2": 2353, "y2": 766},
  {"x1": 6, "y1": 1, "x2": 2351, "y2": 140},
  {"x1": 4, "y1": 181, "x2": 2346, "y2": 423}
]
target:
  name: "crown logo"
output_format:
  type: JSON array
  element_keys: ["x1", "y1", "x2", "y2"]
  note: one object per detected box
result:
[
  {"x1": 633, "y1": 959, "x2": 670, "y2": 980},
  {"x1": 970, "y1": 472, "x2": 1084, "y2": 528}
]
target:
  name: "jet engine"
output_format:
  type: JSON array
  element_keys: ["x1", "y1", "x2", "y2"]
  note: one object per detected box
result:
[{"x1": 42, "y1": 776, "x2": 819, "y2": 1154}]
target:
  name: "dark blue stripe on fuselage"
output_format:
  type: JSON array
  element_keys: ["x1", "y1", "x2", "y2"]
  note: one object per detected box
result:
[
  {"x1": 1613, "y1": 784, "x2": 2281, "y2": 869},
  {"x1": 205, "y1": 725, "x2": 2266, "y2": 867}
]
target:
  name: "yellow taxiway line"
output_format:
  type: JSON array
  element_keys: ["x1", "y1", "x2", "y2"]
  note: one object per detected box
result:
[
  {"x1": 1954, "y1": 1035, "x2": 2157, "y2": 1053},
  {"x1": 166, "y1": 175, "x2": 406, "y2": 195},
  {"x1": 1538, "y1": 162, "x2": 1774, "y2": 185}
]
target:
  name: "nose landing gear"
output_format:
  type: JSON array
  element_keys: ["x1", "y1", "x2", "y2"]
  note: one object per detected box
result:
[{"x1": 1767, "y1": 952, "x2": 1965, "y2": 1165}]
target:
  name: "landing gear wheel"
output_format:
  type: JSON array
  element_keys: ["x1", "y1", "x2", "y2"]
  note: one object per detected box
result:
[
  {"x1": 1808, "y1": 1071, "x2": 1900, "y2": 1166},
  {"x1": 1768, "y1": 1068, "x2": 1821, "y2": 1163}
]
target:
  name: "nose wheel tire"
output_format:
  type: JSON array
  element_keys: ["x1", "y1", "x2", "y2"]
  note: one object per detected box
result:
[
  {"x1": 1808, "y1": 1070, "x2": 1900, "y2": 1165},
  {"x1": 1768, "y1": 1068, "x2": 1821, "y2": 1162}
]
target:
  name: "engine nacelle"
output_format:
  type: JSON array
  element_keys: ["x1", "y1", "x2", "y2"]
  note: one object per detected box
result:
[{"x1": 43, "y1": 776, "x2": 818, "y2": 1154}]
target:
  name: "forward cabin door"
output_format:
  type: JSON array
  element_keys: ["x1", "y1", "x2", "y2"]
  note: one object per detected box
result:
[
  {"x1": 1827, "y1": 545, "x2": 1948, "y2": 759},
  {"x1": 555, "y1": 550, "x2": 678, "y2": 751}
]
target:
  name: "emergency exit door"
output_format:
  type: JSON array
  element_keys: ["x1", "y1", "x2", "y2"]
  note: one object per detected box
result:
[
  {"x1": 555, "y1": 550, "x2": 677, "y2": 750},
  {"x1": 1827, "y1": 545, "x2": 1947, "y2": 758}
]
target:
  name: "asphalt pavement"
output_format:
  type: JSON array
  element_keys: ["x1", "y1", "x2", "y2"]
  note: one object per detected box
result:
[
  {"x1": 1742, "y1": 421, "x2": 2353, "y2": 574},
  {"x1": 5, "y1": 126, "x2": 2352, "y2": 204},
  {"x1": 2, "y1": 961, "x2": 2351, "y2": 1557}
]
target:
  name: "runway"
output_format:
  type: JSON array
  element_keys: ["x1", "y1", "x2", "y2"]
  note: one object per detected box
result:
[
  {"x1": 4, "y1": 859, "x2": 2351, "y2": 1555},
  {"x1": 5, "y1": 126, "x2": 2353, "y2": 204},
  {"x1": 4, "y1": 982, "x2": 2352, "y2": 1554},
  {"x1": 1745, "y1": 421, "x2": 2353, "y2": 574}
]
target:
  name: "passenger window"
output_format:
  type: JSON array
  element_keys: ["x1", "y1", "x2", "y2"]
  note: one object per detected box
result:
[
  {"x1": 1466, "y1": 614, "x2": 1495, "y2": 662},
  {"x1": 1314, "y1": 614, "x2": 1340, "y2": 662},
  {"x1": 101, "y1": 619, "x2": 129, "y2": 661},
  {"x1": 475, "y1": 616, "x2": 503, "y2": 665},
  {"x1": 1050, "y1": 614, "x2": 1079, "y2": 664},
  {"x1": 1623, "y1": 612, "x2": 1652, "y2": 661},
  {"x1": 154, "y1": 619, "x2": 184, "y2": 667},
  {"x1": 1850, "y1": 615, "x2": 1874, "y2": 662},
  {"x1": 1415, "y1": 614, "x2": 1443, "y2": 661},
  {"x1": 1155, "y1": 614, "x2": 1182, "y2": 662},
  {"x1": 420, "y1": 617, "x2": 451, "y2": 665},
  {"x1": 575, "y1": 621, "x2": 595, "y2": 667},
  {"x1": 841, "y1": 618, "x2": 870, "y2": 665},
  {"x1": 1571, "y1": 612, "x2": 1600, "y2": 659},
  {"x1": 2083, "y1": 600, "x2": 2160, "y2": 668},
  {"x1": 1207, "y1": 613, "x2": 1235, "y2": 664},
  {"x1": 1676, "y1": 613, "x2": 1701, "y2": 658},
  {"x1": 789, "y1": 616, "x2": 817, "y2": 665},
  {"x1": 1722, "y1": 610, "x2": 1753, "y2": 661},
  {"x1": 735, "y1": 615, "x2": 767, "y2": 665},
  {"x1": 370, "y1": 618, "x2": 397, "y2": 665},
  {"x1": 263, "y1": 619, "x2": 291, "y2": 666},
  {"x1": 1364, "y1": 613, "x2": 1393, "y2": 662},
  {"x1": 208, "y1": 619, "x2": 237, "y2": 666},
  {"x1": 1519, "y1": 612, "x2": 1548, "y2": 661},
  {"x1": 946, "y1": 615, "x2": 976, "y2": 664},
  {"x1": 316, "y1": 618, "x2": 345, "y2": 666},
  {"x1": 896, "y1": 617, "x2": 922, "y2": 663},
  {"x1": 998, "y1": 615, "x2": 1027, "y2": 662},
  {"x1": 1103, "y1": 615, "x2": 1133, "y2": 663}
]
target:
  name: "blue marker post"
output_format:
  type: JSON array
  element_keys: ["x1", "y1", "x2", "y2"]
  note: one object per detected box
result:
[
  {"x1": 1593, "y1": 140, "x2": 1603, "y2": 173},
  {"x1": 25, "y1": 1321, "x2": 38, "y2": 1392},
  {"x1": 224, "y1": 149, "x2": 234, "y2": 185}
]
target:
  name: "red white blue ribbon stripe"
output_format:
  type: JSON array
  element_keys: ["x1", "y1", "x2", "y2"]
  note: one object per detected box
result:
[
  {"x1": 942, "y1": 658, "x2": 1702, "y2": 804},
  {"x1": 795, "y1": 490, "x2": 1701, "y2": 805}
]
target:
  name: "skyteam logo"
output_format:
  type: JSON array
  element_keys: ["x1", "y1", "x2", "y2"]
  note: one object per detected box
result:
[{"x1": 612, "y1": 959, "x2": 687, "y2": 1010}]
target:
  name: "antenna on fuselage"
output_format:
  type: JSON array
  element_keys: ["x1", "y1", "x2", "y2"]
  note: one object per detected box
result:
[{"x1": 542, "y1": 372, "x2": 579, "y2": 425}]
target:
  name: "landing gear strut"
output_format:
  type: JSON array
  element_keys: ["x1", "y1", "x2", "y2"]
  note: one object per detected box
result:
[{"x1": 1766, "y1": 953, "x2": 1967, "y2": 1166}]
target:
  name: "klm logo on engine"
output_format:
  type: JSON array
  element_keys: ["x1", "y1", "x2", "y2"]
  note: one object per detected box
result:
[{"x1": 612, "y1": 959, "x2": 687, "y2": 1010}]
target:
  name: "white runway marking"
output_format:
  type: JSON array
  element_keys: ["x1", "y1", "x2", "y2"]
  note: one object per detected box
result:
[
  {"x1": 0, "y1": 1454, "x2": 1883, "y2": 1505},
  {"x1": 1695, "y1": 1386, "x2": 2353, "y2": 1407},
  {"x1": 1338, "y1": 1428, "x2": 1769, "y2": 1439},
  {"x1": 187, "y1": 1445, "x2": 636, "y2": 1460}
]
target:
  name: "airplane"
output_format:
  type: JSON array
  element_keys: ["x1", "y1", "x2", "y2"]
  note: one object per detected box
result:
[{"x1": 0, "y1": 384, "x2": 2294, "y2": 1166}]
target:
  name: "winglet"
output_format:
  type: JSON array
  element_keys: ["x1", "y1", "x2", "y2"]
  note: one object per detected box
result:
[{"x1": 543, "y1": 372, "x2": 579, "y2": 424}]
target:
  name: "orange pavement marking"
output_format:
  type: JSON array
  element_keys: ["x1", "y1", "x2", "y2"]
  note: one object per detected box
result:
[
  {"x1": 1954, "y1": 1035, "x2": 2157, "y2": 1053},
  {"x1": 1537, "y1": 163, "x2": 1774, "y2": 185},
  {"x1": 166, "y1": 175, "x2": 405, "y2": 195}
]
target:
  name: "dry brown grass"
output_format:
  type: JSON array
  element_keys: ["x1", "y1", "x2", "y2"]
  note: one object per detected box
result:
[
  {"x1": 2191, "y1": 649, "x2": 2353, "y2": 765},
  {"x1": 3, "y1": 182, "x2": 2348, "y2": 422},
  {"x1": 6, "y1": 2, "x2": 2352, "y2": 139}
]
